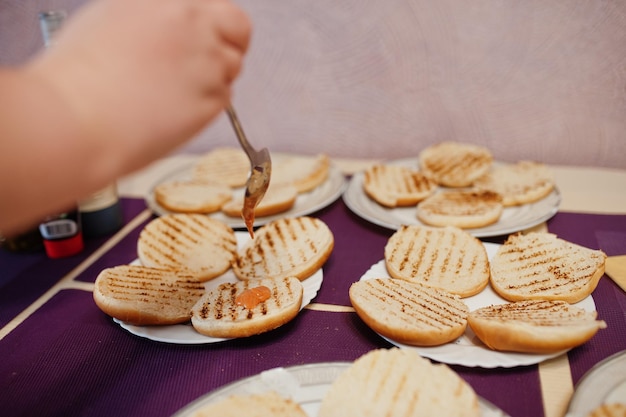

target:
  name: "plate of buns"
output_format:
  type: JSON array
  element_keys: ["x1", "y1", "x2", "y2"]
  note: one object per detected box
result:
[
  {"x1": 353, "y1": 226, "x2": 606, "y2": 368},
  {"x1": 144, "y1": 148, "x2": 346, "y2": 230},
  {"x1": 111, "y1": 265, "x2": 322, "y2": 344},
  {"x1": 343, "y1": 142, "x2": 561, "y2": 237},
  {"x1": 172, "y1": 348, "x2": 510, "y2": 417},
  {"x1": 95, "y1": 215, "x2": 334, "y2": 344}
]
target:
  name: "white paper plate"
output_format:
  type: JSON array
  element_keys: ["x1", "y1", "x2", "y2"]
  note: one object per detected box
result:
[
  {"x1": 566, "y1": 350, "x2": 626, "y2": 417},
  {"x1": 171, "y1": 362, "x2": 510, "y2": 417},
  {"x1": 359, "y1": 242, "x2": 597, "y2": 368},
  {"x1": 343, "y1": 158, "x2": 561, "y2": 237},
  {"x1": 113, "y1": 232, "x2": 323, "y2": 344},
  {"x1": 145, "y1": 157, "x2": 346, "y2": 230}
]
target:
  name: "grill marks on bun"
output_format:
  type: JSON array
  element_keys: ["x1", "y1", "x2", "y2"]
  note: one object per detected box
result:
[
  {"x1": 473, "y1": 161, "x2": 555, "y2": 206},
  {"x1": 490, "y1": 232, "x2": 606, "y2": 303},
  {"x1": 94, "y1": 265, "x2": 205, "y2": 325},
  {"x1": 137, "y1": 214, "x2": 237, "y2": 282},
  {"x1": 419, "y1": 141, "x2": 493, "y2": 187},
  {"x1": 350, "y1": 279, "x2": 469, "y2": 346},
  {"x1": 187, "y1": 391, "x2": 308, "y2": 417},
  {"x1": 363, "y1": 164, "x2": 437, "y2": 207},
  {"x1": 233, "y1": 217, "x2": 334, "y2": 281},
  {"x1": 417, "y1": 190, "x2": 504, "y2": 229},
  {"x1": 468, "y1": 300, "x2": 607, "y2": 353},
  {"x1": 384, "y1": 225, "x2": 490, "y2": 297},
  {"x1": 318, "y1": 348, "x2": 480, "y2": 417},
  {"x1": 154, "y1": 180, "x2": 232, "y2": 214},
  {"x1": 191, "y1": 277, "x2": 303, "y2": 338},
  {"x1": 192, "y1": 147, "x2": 250, "y2": 188}
]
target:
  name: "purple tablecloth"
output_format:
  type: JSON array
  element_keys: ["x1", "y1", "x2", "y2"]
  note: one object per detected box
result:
[{"x1": 1, "y1": 197, "x2": 625, "y2": 417}]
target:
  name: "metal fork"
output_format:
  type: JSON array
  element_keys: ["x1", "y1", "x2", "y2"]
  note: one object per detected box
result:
[{"x1": 225, "y1": 104, "x2": 271, "y2": 236}]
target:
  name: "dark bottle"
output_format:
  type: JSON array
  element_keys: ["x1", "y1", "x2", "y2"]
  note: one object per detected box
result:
[{"x1": 78, "y1": 184, "x2": 124, "y2": 238}]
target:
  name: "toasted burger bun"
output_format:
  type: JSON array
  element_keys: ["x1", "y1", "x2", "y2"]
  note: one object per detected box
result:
[
  {"x1": 362, "y1": 164, "x2": 437, "y2": 207},
  {"x1": 490, "y1": 232, "x2": 607, "y2": 303},
  {"x1": 318, "y1": 348, "x2": 480, "y2": 417},
  {"x1": 154, "y1": 180, "x2": 232, "y2": 214},
  {"x1": 191, "y1": 276, "x2": 303, "y2": 338},
  {"x1": 220, "y1": 183, "x2": 298, "y2": 218},
  {"x1": 418, "y1": 141, "x2": 493, "y2": 187},
  {"x1": 417, "y1": 189, "x2": 504, "y2": 229},
  {"x1": 271, "y1": 153, "x2": 330, "y2": 193},
  {"x1": 232, "y1": 216, "x2": 334, "y2": 282},
  {"x1": 350, "y1": 278, "x2": 469, "y2": 346},
  {"x1": 137, "y1": 214, "x2": 237, "y2": 282},
  {"x1": 384, "y1": 225, "x2": 490, "y2": 297},
  {"x1": 93, "y1": 265, "x2": 205, "y2": 325},
  {"x1": 473, "y1": 161, "x2": 555, "y2": 206},
  {"x1": 468, "y1": 300, "x2": 607, "y2": 353},
  {"x1": 192, "y1": 147, "x2": 250, "y2": 187},
  {"x1": 586, "y1": 403, "x2": 626, "y2": 417},
  {"x1": 188, "y1": 391, "x2": 308, "y2": 417}
]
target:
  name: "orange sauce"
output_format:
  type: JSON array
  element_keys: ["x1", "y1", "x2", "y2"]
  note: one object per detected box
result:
[
  {"x1": 235, "y1": 286, "x2": 271, "y2": 309},
  {"x1": 241, "y1": 161, "x2": 271, "y2": 239},
  {"x1": 242, "y1": 195, "x2": 256, "y2": 239}
]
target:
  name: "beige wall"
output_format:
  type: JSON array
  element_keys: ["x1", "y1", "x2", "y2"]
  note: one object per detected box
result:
[{"x1": 2, "y1": 0, "x2": 625, "y2": 168}]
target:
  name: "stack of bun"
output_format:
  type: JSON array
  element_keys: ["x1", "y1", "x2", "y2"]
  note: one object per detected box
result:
[
  {"x1": 154, "y1": 147, "x2": 331, "y2": 220},
  {"x1": 351, "y1": 225, "x2": 607, "y2": 353},
  {"x1": 94, "y1": 214, "x2": 333, "y2": 339},
  {"x1": 362, "y1": 140, "x2": 557, "y2": 229}
]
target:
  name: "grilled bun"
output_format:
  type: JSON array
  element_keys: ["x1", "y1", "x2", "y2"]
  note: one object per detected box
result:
[
  {"x1": 490, "y1": 232, "x2": 606, "y2": 303},
  {"x1": 350, "y1": 278, "x2": 469, "y2": 346},
  {"x1": 220, "y1": 183, "x2": 298, "y2": 218},
  {"x1": 271, "y1": 153, "x2": 330, "y2": 193},
  {"x1": 384, "y1": 225, "x2": 490, "y2": 297},
  {"x1": 93, "y1": 265, "x2": 205, "y2": 325},
  {"x1": 137, "y1": 214, "x2": 237, "y2": 282},
  {"x1": 188, "y1": 391, "x2": 308, "y2": 417},
  {"x1": 154, "y1": 180, "x2": 232, "y2": 214},
  {"x1": 468, "y1": 300, "x2": 607, "y2": 353},
  {"x1": 318, "y1": 348, "x2": 480, "y2": 417},
  {"x1": 362, "y1": 164, "x2": 437, "y2": 207},
  {"x1": 586, "y1": 404, "x2": 626, "y2": 417},
  {"x1": 192, "y1": 147, "x2": 250, "y2": 187},
  {"x1": 418, "y1": 141, "x2": 493, "y2": 187},
  {"x1": 473, "y1": 161, "x2": 555, "y2": 206},
  {"x1": 417, "y1": 189, "x2": 503, "y2": 229},
  {"x1": 232, "y1": 217, "x2": 334, "y2": 282},
  {"x1": 191, "y1": 276, "x2": 303, "y2": 338}
]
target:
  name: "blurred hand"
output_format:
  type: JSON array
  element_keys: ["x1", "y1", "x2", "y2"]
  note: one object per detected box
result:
[{"x1": 27, "y1": 0, "x2": 252, "y2": 170}]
